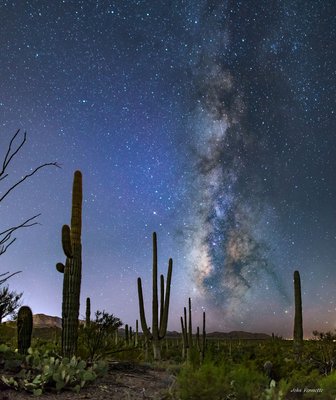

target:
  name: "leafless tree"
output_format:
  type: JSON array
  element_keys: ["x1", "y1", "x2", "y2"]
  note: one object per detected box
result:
[{"x1": 0, "y1": 129, "x2": 60, "y2": 284}]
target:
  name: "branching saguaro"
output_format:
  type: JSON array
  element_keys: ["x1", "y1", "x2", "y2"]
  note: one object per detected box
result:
[
  {"x1": 181, "y1": 299, "x2": 206, "y2": 363},
  {"x1": 56, "y1": 171, "x2": 83, "y2": 357},
  {"x1": 293, "y1": 270, "x2": 303, "y2": 359},
  {"x1": 180, "y1": 297, "x2": 194, "y2": 361},
  {"x1": 137, "y1": 232, "x2": 173, "y2": 360}
]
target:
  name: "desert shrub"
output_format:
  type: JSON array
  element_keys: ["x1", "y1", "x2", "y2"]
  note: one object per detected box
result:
[
  {"x1": 280, "y1": 367, "x2": 321, "y2": 398},
  {"x1": 229, "y1": 364, "x2": 268, "y2": 399},
  {"x1": 0, "y1": 323, "x2": 16, "y2": 347},
  {"x1": 177, "y1": 360, "x2": 268, "y2": 400},
  {"x1": 318, "y1": 371, "x2": 336, "y2": 399},
  {"x1": 78, "y1": 310, "x2": 122, "y2": 361},
  {"x1": 177, "y1": 361, "x2": 232, "y2": 400}
]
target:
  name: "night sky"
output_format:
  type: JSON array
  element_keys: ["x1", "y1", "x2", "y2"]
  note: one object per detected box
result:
[{"x1": 1, "y1": 1, "x2": 335, "y2": 338}]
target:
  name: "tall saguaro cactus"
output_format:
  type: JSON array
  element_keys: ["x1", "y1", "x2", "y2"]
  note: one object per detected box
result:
[
  {"x1": 17, "y1": 306, "x2": 33, "y2": 354},
  {"x1": 137, "y1": 232, "x2": 173, "y2": 360},
  {"x1": 56, "y1": 170, "x2": 83, "y2": 357},
  {"x1": 293, "y1": 270, "x2": 303, "y2": 358},
  {"x1": 85, "y1": 297, "x2": 91, "y2": 327}
]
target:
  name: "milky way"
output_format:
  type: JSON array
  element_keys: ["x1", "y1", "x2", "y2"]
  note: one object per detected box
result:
[
  {"x1": 184, "y1": 64, "x2": 289, "y2": 317},
  {"x1": 182, "y1": 3, "x2": 301, "y2": 319}
]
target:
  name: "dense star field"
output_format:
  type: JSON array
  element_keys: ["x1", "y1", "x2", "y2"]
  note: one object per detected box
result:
[{"x1": 0, "y1": 1, "x2": 335, "y2": 337}]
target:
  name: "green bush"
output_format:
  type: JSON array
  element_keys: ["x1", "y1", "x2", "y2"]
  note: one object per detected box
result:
[
  {"x1": 78, "y1": 310, "x2": 122, "y2": 361},
  {"x1": 177, "y1": 360, "x2": 268, "y2": 400},
  {"x1": 229, "y1": 364, "x2": 268, "y2": 399},
  {"x1": 177, "y1": 361, "x2": 232, "y2": 400},
  {"x1": 318, "y1": 371, "x2": 336, "y2": 399},
  {"x1": 0, "y1": 323, "x2": 16, "y2": 347}
]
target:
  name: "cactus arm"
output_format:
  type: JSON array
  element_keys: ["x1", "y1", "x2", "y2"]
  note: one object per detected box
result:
[
  {"x1": 152, "y1": 232, "x2": 159, "y2": 341},
  {"x1": 62, "y1": 225, "x2": 72, "y2": 258},
  {"x1": 159, "y1": 258, "x2": 173, "y2": 338},
  {"x1": 137, "y1": 277, "x2": 152, "y2": 340},
  {"x1": 183, "y1": 306, "x2": 188, "y2": 347},
  {"x1": 160, "y1": 274, "x2": 164, "y2": 327},
  {"x1": 180, "y1": 316, "x2": 186, "y2": 342}
]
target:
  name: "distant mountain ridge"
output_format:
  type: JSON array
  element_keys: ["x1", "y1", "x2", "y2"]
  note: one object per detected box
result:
[
  {"x1": 33, "y1": 314, "x2": 62, "y2": 328},
  {"x1": 207, "y1": 331, "x2": 271, "y2": 340},
  {"x1": 30, "y1": 314, "x2": 270, "y2": 339}
]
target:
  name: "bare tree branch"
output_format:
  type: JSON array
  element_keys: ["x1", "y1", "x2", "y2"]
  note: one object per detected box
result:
[
  {"x1": 0, "y1": 214, "x2": 41, "y2": 256},
  {"x1": 0, "y1": 271, "x2": 22, "y2": 285},
  {"x1": 0, "y1": 162, "x2": 61, "y2": 203},
  {"x1": 0, "y1": 129, "x2": 26, "y2": 181},
  {"x1": 0, "y1": 130, "x2": 61, "y2": 284}
]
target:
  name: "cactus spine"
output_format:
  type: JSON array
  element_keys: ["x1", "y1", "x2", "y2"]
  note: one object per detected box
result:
[
  {"x1": 56, "y1": 170, "x2": 83, "y2": 357},
  {"x1": 17, "y1": 306, "x2": 33, "y2": 354},
  {"x1": 293, "y1": 270, "x2": 303, "y2": 358},
  {"x1": 137, "y1": 232, "x2": 173, "y2": 360}
]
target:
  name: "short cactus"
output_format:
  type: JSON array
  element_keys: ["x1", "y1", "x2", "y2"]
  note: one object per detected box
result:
[{"x1": 17, "y1": 306, "x2": 33, "y2": 354}]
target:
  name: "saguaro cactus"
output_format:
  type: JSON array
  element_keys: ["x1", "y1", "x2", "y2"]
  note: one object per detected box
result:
[
  {"x1": 56, "y1": 170, "x2": 83, "y2": 357},
  {"x1": 17, "y1": 306, "x2": 33, "y2": 354},
  {"x1": 125, "y1": 324, "x2": 129, "y2": 345},
  {"x1": 180, "y1": 312, "x2": 189, "y2": 360},
  {"x1": 180, "y1": 298, "x2": 198, "y2": 361},
  {"x1": 135, "y1": 319, "x2": 139, "y2": 346},
  {"x1": 293, "y1": 270, "x2": 303, "y2": 358},
  {"x1": 200, "y1": 311, "x2": 206, "y2": 363},
  {"x1": 85, "y1": 297, "x2": 91, "y2": 327},
  {"x1": 137, "y1": 232, "x2": 173, "y2": 360}
]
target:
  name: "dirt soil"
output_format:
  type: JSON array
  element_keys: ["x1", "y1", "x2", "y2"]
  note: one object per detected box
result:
[{"x1": 0, "y1": 362, "x2": 177, "y2": 400}]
